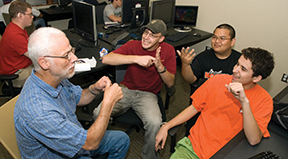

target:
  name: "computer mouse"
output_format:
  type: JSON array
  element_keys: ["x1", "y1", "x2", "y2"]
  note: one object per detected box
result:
[{"x1": 193, "y1": 32, "x2": 201, "y2": 37}]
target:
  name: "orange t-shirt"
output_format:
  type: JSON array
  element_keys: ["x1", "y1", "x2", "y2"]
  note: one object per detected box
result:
[{"x1": 188, "y1": 74, "x2": 273, "y2": 159}]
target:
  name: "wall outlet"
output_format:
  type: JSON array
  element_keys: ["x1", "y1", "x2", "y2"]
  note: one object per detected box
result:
[{"x1": 281, "y1": 73, "x2": 288, "y2": 83}]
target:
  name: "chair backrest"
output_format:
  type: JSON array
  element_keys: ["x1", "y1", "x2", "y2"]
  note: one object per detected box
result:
[
  {"x1": 0, "y1": 95, "x2": 21, "y2": 159},
  {"x1": 84, "y1": 0, "x2": 99, "y2": 6},
  {"x1": 2, "y1": 13, "x2": 35, "y2": 36},
  {"x1": 95, "y1": 4, "x2": 106, "y2": 24}
]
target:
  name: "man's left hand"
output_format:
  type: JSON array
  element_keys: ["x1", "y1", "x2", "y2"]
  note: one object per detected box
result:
[
  {"x1": 154, "y1": 47, "x2": 165, "y2": 72},
  {"x1": 225, "y1": 82, "x2": 249, "y2": 104}
]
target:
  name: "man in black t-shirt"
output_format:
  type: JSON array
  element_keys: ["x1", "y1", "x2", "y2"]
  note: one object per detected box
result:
[{"x1": 177, "y1": 23, "x2": 241, "y2": 85}]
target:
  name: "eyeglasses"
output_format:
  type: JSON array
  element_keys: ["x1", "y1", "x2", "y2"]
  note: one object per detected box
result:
[
  {"x1": 44, "y1": 47, "x2": 75, "y2": 60},
  {"x1": 22, "y1": 12, "x2": 33, "y2": 17},
  {"x1": 143, "y1": 30, "x2": 160, "y2": 39},
  {"x1": 211, "y1": 35, "x2": 232, "y2": 42}
]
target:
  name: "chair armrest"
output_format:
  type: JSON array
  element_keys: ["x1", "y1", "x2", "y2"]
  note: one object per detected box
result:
[
  {"x1": 190, "y1": 78, "x2": 206, "y2": 88},
  {"x1": 165, "y1": 85, "x2": 176, "y2": 97},
  {"x1": 77, "y1": 112, "x2": 93, "y2": 122},
  {"x1": 168, "y1": 124, "x2": 182, "y2": 153},
  {"x1": 168, "y1": 124, "x2": 182, "y2": 137},
  {"x1": 0, "y1": 74, "x2": 19, "y2": 80}
]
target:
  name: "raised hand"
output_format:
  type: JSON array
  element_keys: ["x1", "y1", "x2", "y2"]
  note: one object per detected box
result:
[{"x1": 177, "y1": 47, "x2": 196, "y2": 66}]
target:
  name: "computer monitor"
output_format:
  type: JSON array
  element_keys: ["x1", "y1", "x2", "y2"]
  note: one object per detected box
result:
[
  {"x1": 72, "y1": 1, "x2": 97, "y2": 43},
  {"x1": 3, "y1": 0, "x2": 12, "y2": 4},
  {"x1": 58, "y1": 0, "x2": 71, "y2": 7},
  {"x1": 121, "y1": 0, "x2": 149, "y2": 27},
  {"x1": 149, "y1": 0, "x2": 175, "y2": 28},
  {"x1": 173, "y1": 5, "x2": 199, "y2": 32},
  {"x1": 24, "y1": 0, "x2": 47, "y2": 5}
]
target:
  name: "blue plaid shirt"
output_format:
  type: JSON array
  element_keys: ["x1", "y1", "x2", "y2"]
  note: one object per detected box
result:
[{"x1": 14, "y1": 69, "x2": 87, "y2": 158}]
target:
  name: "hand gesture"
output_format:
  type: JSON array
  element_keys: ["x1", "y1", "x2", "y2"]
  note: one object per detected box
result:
[
  {"x1": 103, "y1": 83, "x2": 123, "y2": 108},
  {"x1": 155, "y1": 126, "x2": 168, "y2": 152},
  {"x1": 177, "y1": 47, "x2": 196, "y2": 66},
  {"x1": 153, "y1": 47, "x2": 163, "y2": 69},
  {"x1": 136, "y1": 55, "x2": 156, "y2": 67},
  {"x1": 225, "y1": 82, "x2": 249, "y2": 104},
  {"x1": 92, "y1": 76, "x2": 111, "y2": 92}
]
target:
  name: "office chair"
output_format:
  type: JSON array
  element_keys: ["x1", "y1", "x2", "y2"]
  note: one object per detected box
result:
[
  {"x1": 184, "y1": 46, "x2": 215, "y2": 136},
  {"x1": 95, "y1": 2, "x2": 107, "y2": 24},
  {"x1": 0, "y1": 74, "x2": 20, "y2": 99},
  {"x1": 111, "y1": 84, "x2": 178, "y2": 153},
  {"x1": 84, "y1": 0, "x2": 99, "y2": 6},
  {"x1": 2, "y1": 13, "x2": 35, "y2": 36},
  {"x1": 110, "y1": 64, "x2": 179, "y2": 153},
  {"x1": 0, "y1": 95, "x2": 21, "y2": 159}
]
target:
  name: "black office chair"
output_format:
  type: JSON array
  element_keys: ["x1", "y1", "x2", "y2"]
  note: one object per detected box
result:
[
  {"x1": 184, "y1": 78, "x2": 206, "y2": 136},
  {"x1": 184, "y1": 46, "x2": 212, "y2": 136},
  {"x1": 0, "y1": 74, "x2": 21, "y2": 99},
  {"x1": 111, "y1": 84, "x2": 178, "y2": 153},
  {"x1": 84, "y1": 0, "x2": 99, "y2": 6},
  {"x1": 95, "y1": 3, "x2": 107, "y2": 24},
  {"x1": 108, "y1": 64, "x2": 179, "y2": 153}
]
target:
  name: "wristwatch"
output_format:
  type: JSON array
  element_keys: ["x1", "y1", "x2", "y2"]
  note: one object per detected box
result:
[{"x1": 159, "y1": 67, "x2": 166, "y2": 74}]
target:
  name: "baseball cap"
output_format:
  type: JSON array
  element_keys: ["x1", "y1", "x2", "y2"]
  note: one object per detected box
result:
[{"x1": 141, "y1": 19, "x2": 167, "y2": 36}]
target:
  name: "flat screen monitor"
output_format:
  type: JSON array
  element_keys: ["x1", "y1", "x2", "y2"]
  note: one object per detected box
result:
[
  {"x1": 121, "y1": 0, "x2": 149, "y2": 26},
  {"x1": 150, "y1": 0, "x2": 175, "y2": 28},
  {"x1": 58, "y1": 0, "x2": 71, "y2": 7},
  {"x1": 3, "y1": 0, "x2": 12, "y2": 4},
  {"x1": 72, "y1": 1, "x2": 97, "y2": 43},
  {"x1": 174, "y1": 5, "x2": 199, "y2": 32}
]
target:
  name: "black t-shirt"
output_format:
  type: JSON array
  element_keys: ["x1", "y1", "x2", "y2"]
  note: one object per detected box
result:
[{"x1": 191, "y1": 49, "x2": 241, "y2": 80}]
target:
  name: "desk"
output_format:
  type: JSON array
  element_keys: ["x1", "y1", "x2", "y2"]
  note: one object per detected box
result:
[
  {"x1": 63, "y1": 29, "x2": 114, "y2": 87},
  {"x1": 97, "y1": 24, "x2": 213, "y2": 49},
  {"x1": 40, "y1": 6, "x2": 72, "y2": 22},
  {"x1": 97, "y1": 25, "x2": 212, "y2": 66},
  {"x1": 212, "y1": 87, "x2": 288, "y2": 159},
  {"x1": 211, "y1": 122, "x2": 288, "y2": 158},
  {"x1": 65, "y1": 25, "x2": 212, "y2": 85}
]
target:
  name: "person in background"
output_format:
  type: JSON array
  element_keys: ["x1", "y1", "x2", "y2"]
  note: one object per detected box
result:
[
  {"x1": 155, "y1": 47, "x2": 275, "y2": 159},
  {"x1": 93, "y1": 19, "x2": 176, "y2": 159},
  {"x1": 103, "y1": 0, "x2": 122, "y2": 23},
  {"x1": 0, "y1": 0, "x2": 33, "y2": 87},
  {"x1": 14, "y1": 27, "x2": 130, "y2": 158},
  {"x1": 0, "y1": 0, "x2": 46, "y2": 34},
  {"x1": 178, "y1": 24, "x2": 242, "y2": 134},
  {"x1": 179, "y1": 23, "x2": 241, "y2": 86}
]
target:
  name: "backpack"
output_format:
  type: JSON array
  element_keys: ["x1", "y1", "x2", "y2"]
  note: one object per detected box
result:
[{"x1": 272, "y1": 102, "x2": 288, "y2": 131}]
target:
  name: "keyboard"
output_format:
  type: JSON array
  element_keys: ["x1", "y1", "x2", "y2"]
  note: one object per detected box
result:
[
  {"x1": 248, "y1": 151, "x2": 281, "y2": 159},
  {"x1": 166, "y1": 32, "x2": 190, "y2": 42}
]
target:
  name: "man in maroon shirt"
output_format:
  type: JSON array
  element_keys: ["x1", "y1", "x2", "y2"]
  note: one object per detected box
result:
[{"x1": 0, "y1": 1, "x2": 33, "y2": 87}]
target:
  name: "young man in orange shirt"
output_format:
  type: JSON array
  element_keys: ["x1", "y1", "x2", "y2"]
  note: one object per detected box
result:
[{"x1": 155, "y1": 47, "x2": 275, "y2": 159}]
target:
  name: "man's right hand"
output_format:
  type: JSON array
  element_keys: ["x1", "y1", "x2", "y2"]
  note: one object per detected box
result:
[
  {"x1": 103, "y1": 83, "x2": 123, "y2": 108},
  {"x1": 135, "y1": 55, "x2": 156, "y2": 67},
  {"x1": 177, "y1": 47, "x2": 196, "y2": 66},
  {"x1": 155, "y1": 124, "x2": 169, "y2": 152}
]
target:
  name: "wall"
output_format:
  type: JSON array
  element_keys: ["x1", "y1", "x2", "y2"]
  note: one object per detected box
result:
[{"x1": 176, "y1": 0, "x2": 288, "y2": 97}]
